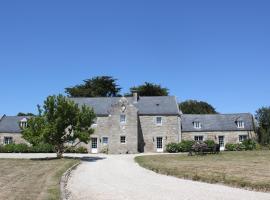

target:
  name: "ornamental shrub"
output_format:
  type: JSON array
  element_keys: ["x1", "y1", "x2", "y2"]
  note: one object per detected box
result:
[
  {"x1": 178, "y1": 140, "x2": 195, "y2": 152},
  {"x1": 13, "y1": 143, "x2": 29, "y2": 153},
  {"x1": 225, "y1": 143, "x2": 237, "y2": 151},
  {"x1": 29, "y1": 143, "x2": 55, "y2": 153},
  {"x1": 242, "y1": 139, "x2": 257, "y2": 150},
  {"x1": 75, "y1": 146, "x2": 88, "y2": 153},
  {"x1": 166, "y1": 143, "x2": 180, "y2": 153},
  {"x1": 204, "y1": 140, "x2": 216, "y2": 149}
]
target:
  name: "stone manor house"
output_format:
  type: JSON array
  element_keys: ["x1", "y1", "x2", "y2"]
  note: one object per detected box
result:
[{"x1": 0, "y1": 93, "x2": 256, "y2": 154}]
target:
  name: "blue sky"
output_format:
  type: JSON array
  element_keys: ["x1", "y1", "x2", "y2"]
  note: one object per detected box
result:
[{"x1": 0, "y1": 0, "x2": 269, "y2": 115}]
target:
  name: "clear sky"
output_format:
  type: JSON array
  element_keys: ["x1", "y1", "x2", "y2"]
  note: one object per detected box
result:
[{"x1": 0, "y1": 0, "x2": 269, "y2": 115}]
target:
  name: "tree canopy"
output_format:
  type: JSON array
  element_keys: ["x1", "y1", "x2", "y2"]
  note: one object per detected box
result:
[
  {"x1": 179, "y1": 100, "x2": 218, "y2": 114},
  {"x1": 17, "y1": 112, "x2": 35, "y2": 116},
  {"x1": 255, "y1": 106, "x2": 270, "y2": 145},
  {"x1": 127, "y1": 82, "x2": 169, "y2": 96},
  {"x1": 65, "y1": 76, "x2": 121, "y2": 97},
  {"x1": 22, "y1": 95, "x2": 96, "y2": 157}
]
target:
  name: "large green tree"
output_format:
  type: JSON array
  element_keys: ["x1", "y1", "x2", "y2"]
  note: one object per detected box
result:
[
  {"x1": 22, "y1": 95, "x2": 96, "y2": 157},
  {"x1": 127, "y1": 82, "x2": 169, "y2": 96},
  {"x1": 255, "y1": 106, "x2": 270, "y2": 145},
  {"x1": 179, "y1": 100, "x2": 218, "y2": 114},
  {"x1": 65, "y1": 76, "x2": 121, "y2": 97},
  {"x1": 17, "y1": 112, "x2": 35, "y2": 116}
]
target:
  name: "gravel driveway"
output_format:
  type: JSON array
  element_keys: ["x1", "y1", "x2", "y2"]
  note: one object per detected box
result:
[{"x1": 66, "y1": 154, "x2": 270, "y2": 200}]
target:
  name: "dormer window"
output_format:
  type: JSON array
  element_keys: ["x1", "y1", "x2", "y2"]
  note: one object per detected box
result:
[
  {"x1": 193, "y1": 121, "x2": 201, "y2": 129},
  {"x1": 236, "y1": 121, "x2": 244, "y2": 128},
  {"x1": 20, "y1": 118, "x2": 28, "y2": 128}
]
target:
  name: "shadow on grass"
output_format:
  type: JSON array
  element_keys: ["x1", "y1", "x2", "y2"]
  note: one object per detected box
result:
[{"x1": 30, "y1": 156, "x2": 106, "y2": 162}]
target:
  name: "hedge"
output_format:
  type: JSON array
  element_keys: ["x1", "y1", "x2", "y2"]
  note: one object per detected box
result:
[{"x1": 166, "y1": 140, "x2": 196, "y2": 153}]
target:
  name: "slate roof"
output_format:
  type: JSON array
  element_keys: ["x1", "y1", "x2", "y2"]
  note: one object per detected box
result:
[
  {"x1": 70, "y1": 96, "x2": 180, "y2": 116},
  {"x1": 0, "y1": 116, "x2": 30, "y2": 133},
  {"x1": 181, "y1": 113, "x2": 254, "y2": 132}
]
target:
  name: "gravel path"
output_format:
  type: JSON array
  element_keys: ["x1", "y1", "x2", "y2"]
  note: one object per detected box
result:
[{"x1": 66, "y1": 154, "x2": 270, "y2": 200}]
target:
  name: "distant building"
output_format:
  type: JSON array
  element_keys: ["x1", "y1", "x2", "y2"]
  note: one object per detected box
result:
[{"x1": 0, "y1": 93, "x2": 256, "y2": 153}]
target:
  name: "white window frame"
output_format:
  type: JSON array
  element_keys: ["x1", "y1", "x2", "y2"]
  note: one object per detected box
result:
[
  {"x1": 239, "y1": 135, "x2": 248, "y2": 142},
  {"x1": 193, "y1": 121, "x2": 201, "y2": 129},
  {"x1": 4, "y1": 137, "x2": 13, "y2": 145},
  {"x1": 236, "y1": 121, "x2": 245, "y2": 128},
  {"x1": 102, "y1": 137, "x2": 109, "y2": 145},
  {"x1": 194, "y1": 135, "x2": 204, "y2": 141},
  {"x1": 120, "y1": 136, "x2": 126, "y2": 144},
  {"x1": 120, "y1": 114, "x2": 126, "y2": 123},
  {"x1": 156, "y1": 116, "x2": 162, "y2": 126}
]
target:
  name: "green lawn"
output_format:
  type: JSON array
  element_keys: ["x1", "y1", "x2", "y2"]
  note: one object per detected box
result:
[
  {"x1": 0, "y1": 158, "x2": 80, "y2": 200},
  {"x1": 135, "y1": 151, "x2": 270, "y2": 192}
]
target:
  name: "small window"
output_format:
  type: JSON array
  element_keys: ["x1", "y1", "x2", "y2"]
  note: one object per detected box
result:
[
  {"x1": 102, "y1": 137, "x2": 108, "y2": 145},
  {"x1": 193, "y1": 121, "x2": 201, "y2": 129},
  {"x1": 120, "y1": 136, "x2": 126, "y2": 144},
  {"x1": 4, "y1": 137, "x2": 13, "y2": 145},
  {"x1": 156, "y1": 117, "x2": 162, "y2": 125},
  {"x1": 194, "y1": 136, "x2": 203, "y2": 141},
  {"x1": 239, "y1": 135, "x2": 248, "y2": 142},
  {"x1": 120, "y1": 114, "x2": 126, "y2": 123},
  {"x1": 236, "y1": 121, "x2": 244, "y2": 128}
]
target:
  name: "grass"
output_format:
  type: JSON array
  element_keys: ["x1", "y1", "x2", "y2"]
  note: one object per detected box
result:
[
  {"x1": 0, "y1": 158, "x2": 80, "y2": 200},
  {"x1": 135, "y1": 151, "x2": 270, "y2": 192}
]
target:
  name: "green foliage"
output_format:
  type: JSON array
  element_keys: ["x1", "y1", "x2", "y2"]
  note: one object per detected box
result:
[
  {"x1": 225, "y1": 143, "x2": 238, "y2": 151},
  {"x1": 179, "y1": 100, "x2": 218, "y2": 114},
  {"x1": 30, "y1": 143, "x2": 55, "y2": 153},
  {"x1": 255, "y1": 107, "x2": 270, "y2": 145},
  {"x1": 166, "y1": 143, "x2": 180, "y2": 153},
  {"x1": 0, "y1": 143, "x2": 55, "y2": 153},
  {"x1": 22, "y1": 116, "x2": 46, "y2": 146},
  {"x1": 204, "y1": 140, "x2": 216, "y2": 149},
  {"x1": 22, "y1": 94, "x2": 96, "y2": 157},
  {"x1": 127, "y1": 82, "x2": 169, "y2": 96},
  {"x1": 17, "y1": 112, "x2": 35, "y2": 116},
  {"x1": 178, "y1": 140, "x2": 195, "y2": 152},
  {"x1": 65, "y1": 76, "x2": 121, "y2": 97},
  {"x1": 242, "y1": 139, "x2": 257, "y2": 150},
  {"x1": 65, "y1": 146, "x2": 88, "y2": 153}
]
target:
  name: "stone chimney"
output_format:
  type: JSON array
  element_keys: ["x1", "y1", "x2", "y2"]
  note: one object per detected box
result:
[{"x1": 132, "y1": 91, "x2": 138, "y2": 103}]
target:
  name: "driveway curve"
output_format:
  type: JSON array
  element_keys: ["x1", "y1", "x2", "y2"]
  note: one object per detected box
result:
[{"x1": 66, "y1": 154, "x2": 270, "y2": 200}]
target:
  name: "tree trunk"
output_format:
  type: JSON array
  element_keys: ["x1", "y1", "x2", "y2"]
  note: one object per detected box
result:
[{"x1": 56, "y1": 145, "x2": 64, "y2": 158}]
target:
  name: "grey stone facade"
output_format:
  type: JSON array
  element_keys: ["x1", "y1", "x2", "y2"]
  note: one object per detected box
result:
[{"x1": 0, "y1": 96, "x2": 256, "y2": 154}]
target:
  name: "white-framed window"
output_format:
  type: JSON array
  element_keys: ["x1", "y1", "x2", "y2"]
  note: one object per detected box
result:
[
  {"x1": 239, "y1": 135, "x2": 248, "y2": 142},
  {"x1": 194, "y1": 136, "x2": 204, "y2": 141},
  {"x1": 120, "y1": 114, "x2": 126, "y2": 123},
  {"x1": 120, "y1": 136, "x2": 126, "y2": 144},
  {"x1": 236, "y1": 121, "x2": 244, "y2": 128},
  {"x1": 4, "y1": 137, "x2": 13, "y2": 145},
  {"x1": 193, "y1": 121, "x2": 201, "y2": 129},
  {"x1": 156, "y1": 116, "x2": 162, "y2": 125},
  {"x1": 102, "y1": 137, "x2": 108, "y2": 145}
]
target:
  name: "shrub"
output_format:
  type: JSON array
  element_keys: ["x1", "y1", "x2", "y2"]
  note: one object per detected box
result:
[
  {"x1": 204, "y1": 140, "x2": 216, "y2": 149},
  {"x1": 29, "y1": 143, "x2": 55, "y2": 153},
  {"x1": 225, "y1": 143, "x2": 237, "y2": 151},
  {"x1": 65, "y1": 146, "x2": 88, "y2": 154},
  {"x1": 166, "y1": 143, "x2": 180, "y2": 153},
  {"x1": 242, "y1": 139, "x2": 257, "y2": 150},
  {"x1": 75, "y1": 146, "x2": 88, "y2": 154},
  {"x1": 13, "y1": 143, "x2": 29, "y2": 153},
  {"x1": 178, "y1": 140, "x2": 195, "y2": 152}
]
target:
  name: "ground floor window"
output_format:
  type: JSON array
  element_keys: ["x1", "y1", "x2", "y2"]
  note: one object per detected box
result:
[
  {"x1": 102, "y1": 137, "x2": 108, "y2": 145},
  {"x1": 239, "y1": 135, "x2": 248, "y2": 142},
  {"x1": 4, "y1": 137, "x2": 13, "y2": 145},
  {"x1": 194, "y1": 136, "x2": 203, "y2": 141},
  {"x1": 120, "y1": 136, "x2": 126, "y2": 144}
]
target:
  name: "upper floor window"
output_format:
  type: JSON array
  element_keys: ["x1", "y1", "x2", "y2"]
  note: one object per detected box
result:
[
  {"x1": 120, "y1": 136, "x2": 126, "y2": 144},
  {"x1": 20, "y1": 118, "x2": 28, "y2": 129},
  {"x1": 4, "y1": 137, "x2": 13, "y2": 145},
  {"x1": 236, "y1": 121, "x2": 244, "y2": 128},
  {"x1": 239, "y1": 135, "x2": 248, "y2": 142},
  {"x1": 193, "y1": 121, "x2": 201, "y2": 129},
  {"x1": 194, "y1": 136, "x2": 204, "y2": 141},
  {"x1": 120, "y1": 114, "x2": 126, "y2": 123},
  {"x1": 156, "y1": 117, "x2": 162, "y2": 125}
]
